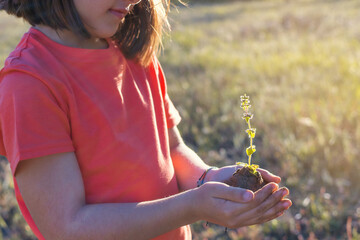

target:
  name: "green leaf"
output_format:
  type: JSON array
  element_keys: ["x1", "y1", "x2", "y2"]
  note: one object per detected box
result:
[
  {"x1": 246, "y1": 128, "x2": 256, "y2": 138},
  {"x1": 242, "y1": 113, "x2": 253, "y2": 123},
  {"x1": 248, "y1": 164, "x2": 259, "y2": 174},
  {"x1": 246, "y1": 145, "x2": 256, "y2": 156}
]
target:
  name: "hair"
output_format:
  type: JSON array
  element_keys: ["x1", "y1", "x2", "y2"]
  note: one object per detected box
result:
[{"x1": 0, "y1": 0, "x2": 170, "y2": 66}]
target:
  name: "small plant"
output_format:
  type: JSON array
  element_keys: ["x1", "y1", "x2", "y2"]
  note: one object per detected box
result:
[
  {"x1": 237, "y1": 94, "x2": 259, "y2": 173},
  {"x1": 225, "y1": 94, "x2": 265, "y2": 191}
]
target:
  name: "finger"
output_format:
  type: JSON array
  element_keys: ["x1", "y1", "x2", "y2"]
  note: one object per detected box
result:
[
  {"x1": 244, "y1": 198, "x2": 292, "y2": 226},
  {"x1": 227, "y1": 183, "x2": 278, "y2": 217},
  {"x1": 223, "y1": 197, "x2": 291, "y2": 229},
  {"x1": 261, "y1": 199, "x2": 292, "y2": 221},
  {"x1": 253, "y1": 187, "x2": 289, "y2": 214},
  {"x1": 208, "y1": 182, "x2": 255, "y2": 203},
  {"x1": 257, "y1": 168, "x2": 281, "y2": 183},
  {"x1": 241, "y1": 186, "x2": 290, "y2": 224},
  {"x1": 252, "y1": 182, "x2": 279, "y2": 203}
]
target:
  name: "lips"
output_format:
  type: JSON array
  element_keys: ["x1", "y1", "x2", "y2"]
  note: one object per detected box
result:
[{"x1": 109, "y1": 8, "x2": 128, "y2": 19}]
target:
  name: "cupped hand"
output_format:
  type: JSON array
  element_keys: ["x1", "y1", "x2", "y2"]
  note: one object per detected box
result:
[
  {"x1": 189, "y1": 181, "x2": 291, "y2": 229},
  {"x1": 206, "y1": 165, "x2": 281, "y2": 185}
]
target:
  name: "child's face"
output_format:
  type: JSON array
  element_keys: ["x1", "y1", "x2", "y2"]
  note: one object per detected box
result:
[{"x1": 74, "y1": 0, "x2": 142, "y2": 39}]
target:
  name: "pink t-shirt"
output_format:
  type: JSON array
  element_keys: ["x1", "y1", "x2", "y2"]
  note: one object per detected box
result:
[{"x1": 0, "y1": 27, "x2": 191, "y2": 240}]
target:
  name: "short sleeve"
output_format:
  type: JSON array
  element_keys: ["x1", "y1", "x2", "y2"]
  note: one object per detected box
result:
[
  {"x1": 151, "y1": 57, "x2": 181, "y2": 129},
  {"x1": 0, "y1": 72, "x2": 74, "y2": 174},
  {"x1": 163, "y1": 93, "x2": 181, "y2": 129}
]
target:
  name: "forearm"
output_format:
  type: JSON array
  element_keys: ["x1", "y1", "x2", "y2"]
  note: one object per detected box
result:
[
  {"x1": 170, "y1": 142, "x2": 210, "y2": 191},
  {"x1": 65, "y1": 189, "x2": 197, "y2": 240}
]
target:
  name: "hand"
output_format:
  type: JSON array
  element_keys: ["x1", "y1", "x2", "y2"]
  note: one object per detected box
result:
[
  {"x1": 189, "y1": 181, "x2": 291, "y2": 228},
  {"x1": 206, "y1": 165, "x2": 281, "y2": 186}
]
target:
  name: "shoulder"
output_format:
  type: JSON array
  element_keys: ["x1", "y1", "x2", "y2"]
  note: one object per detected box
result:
[
  {"x1": 0, "y1": 30, "x2": 71, "y2": 107},
  {"x1": 0, "y1": 69, "x2": 70, "y2": 118},
  {"x1": 0, "y1": 71, "x2": 44, "y2": 90},
  {"x1": 0, "y1": 72, "x2": 54, "y2": 107},
  {"x1": 146, "y1": 55, "x2": 161, "y2": 73},
  {"x1": 144, "y1": 55, "x2": 166, "y2": 84},
  {"x1": 1, "y1": 28, "x2": 62, "y2": 82},
  {"x1": 2, "y1": 29, "x2": 33, "y2": 67}
]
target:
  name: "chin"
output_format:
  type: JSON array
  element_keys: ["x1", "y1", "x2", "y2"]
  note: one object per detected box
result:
[
  {"x1": 97, "y1": 31, "x2": 118, "y2": 39},
  {"x1": 92, "y1": 25, "x2": 121, "y2": 39}
]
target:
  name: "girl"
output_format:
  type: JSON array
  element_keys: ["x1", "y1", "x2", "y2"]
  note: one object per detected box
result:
[{"x1": 0, "y1": 0, "x2": 292, "y2": 239}]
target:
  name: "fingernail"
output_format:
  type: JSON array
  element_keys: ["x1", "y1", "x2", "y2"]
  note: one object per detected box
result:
[
  {"x1": 282, "y1": 188, "x2": 289, "y2": 196},
  {"x1": 283, "y1": 201, "x2": 291, "y2": 208},
  {"x1": 243, "y1": 191, "x2": 253, "y2": 201}
]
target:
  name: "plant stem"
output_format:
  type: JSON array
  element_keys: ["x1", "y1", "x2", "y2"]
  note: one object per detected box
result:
[{"x1": 247, "y1": 117, "x2": 253, "y2": 166}]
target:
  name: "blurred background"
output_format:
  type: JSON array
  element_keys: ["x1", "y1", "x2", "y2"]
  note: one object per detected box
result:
[{"x1": 1, "y1": 0, "x2": 359, "y2": 239}]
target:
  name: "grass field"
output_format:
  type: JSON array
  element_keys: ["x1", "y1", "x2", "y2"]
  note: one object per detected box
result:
[{"x1": 1, "y1": 0, "x2": 360, "y2": 239}]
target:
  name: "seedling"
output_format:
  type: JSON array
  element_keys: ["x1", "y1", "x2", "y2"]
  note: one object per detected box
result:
[
  {"x1": 237, "y1": 94, "x2": 258, "y2": 170},
  {"x1": 225, "y1": 94, "x2": 265, "y2": 191}
]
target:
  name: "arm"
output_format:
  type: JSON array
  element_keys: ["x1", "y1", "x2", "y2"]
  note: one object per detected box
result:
[
  {"x1": 168, "y1": 126, "x2": 210, "y2": 191},
  {"x1": 15, "y1": 152, "x2": 194, "y2": 240},
  {"x1": 16, "y1": 152, "x2": 290, "y2": 240}
]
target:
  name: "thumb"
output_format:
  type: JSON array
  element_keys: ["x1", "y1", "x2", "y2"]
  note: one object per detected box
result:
[
  {"x1": 207, "y1": 182, "x2": 254, "y2": 203},
  {"x1": 257, "y1": 168, "x2": 281, "y2": 184}
]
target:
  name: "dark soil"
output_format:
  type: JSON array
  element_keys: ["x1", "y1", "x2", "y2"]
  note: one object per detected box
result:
[{"x1": 225, "y1": 166, "x2": 266, "y2": 192}]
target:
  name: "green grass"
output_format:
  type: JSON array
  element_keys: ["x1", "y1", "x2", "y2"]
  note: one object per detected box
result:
[{"x1": 1, "y1": 0, "x2": 360, "y2": 239}]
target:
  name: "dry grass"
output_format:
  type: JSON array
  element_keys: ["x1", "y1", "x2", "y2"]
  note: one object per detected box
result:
[{"x1": 161, "y1": 0, "x2": 360, "y2": 238}]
